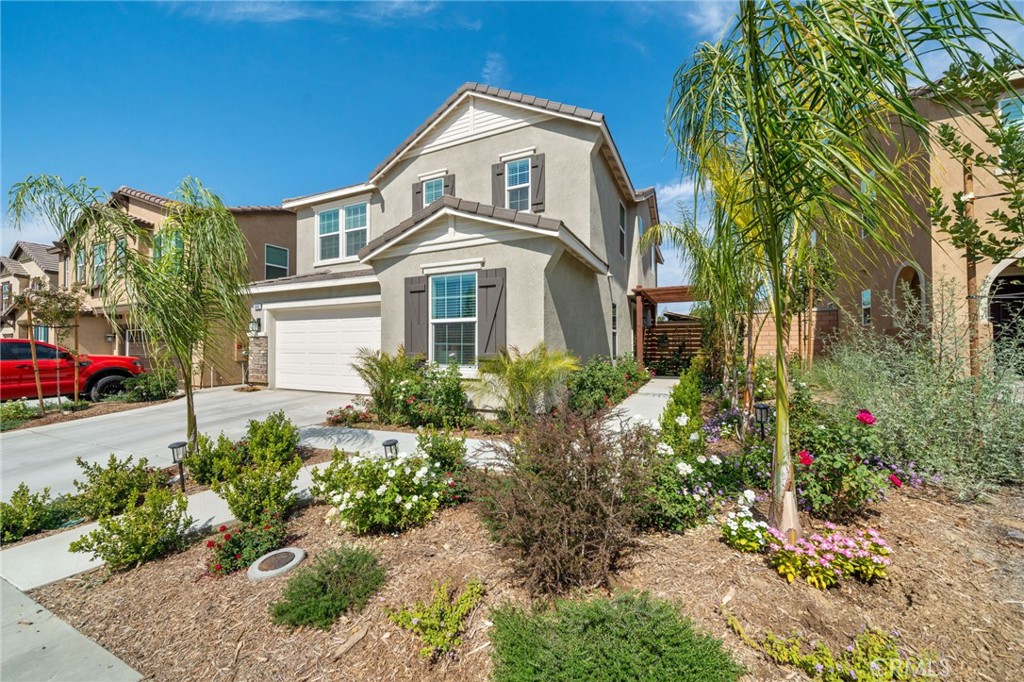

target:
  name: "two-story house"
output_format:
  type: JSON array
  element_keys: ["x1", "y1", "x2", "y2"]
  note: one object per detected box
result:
[
  {"x1": 248, "y1": 83, "x2": 661, "y2": 394},
  {"x1": 53, "y1": 186, "x2": 297, "y2": 386},
  {"x1": 831, "y1": 71, "x2": 1023, "y2": 346},
  {"x1": 1, "y1": 241, "x2": 60, "y2": 341}
]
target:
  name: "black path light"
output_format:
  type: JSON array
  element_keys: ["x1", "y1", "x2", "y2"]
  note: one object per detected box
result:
[
  {"x1": 169, "y1": 441, "x2": 188, "y2": 493},
  {"x1": 382, "y1": 438, "x2": 399, "y2": 457},
  {"x1": 753, "y1": 402, "x2": 771, "y2": 440}
]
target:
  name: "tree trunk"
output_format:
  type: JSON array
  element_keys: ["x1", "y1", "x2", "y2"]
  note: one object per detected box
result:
[
  {"x1": 806, "y1": 271, "x2": 816, "y2": 370},
  {"x1": 743, "y1": 309, "x2": 756, "y2": 436},
  {"x1": 26, "y1": 302, "x2": 46, "y2": 415},
  {"x1": 964, "y1": 161, "x2": 980, "y2": 377},
  {"x1": 178, "y1": 355, "x2": 198, "y2": 453},
  {"x1": 768, "y1": 310, "x2": 801, "y2": 541},
  {"x1": 73, "y1": 314, "x2": 80, "y2": 403}
]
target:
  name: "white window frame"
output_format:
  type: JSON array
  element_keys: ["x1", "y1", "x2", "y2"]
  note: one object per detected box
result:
[
  {"x1": 505, "y1": 158, "x2": 531, "y2": 212},
  {"x1": 33, "y1": 325, "x2": 49, "y2": 343},
  {"x1": 423, "y1": 177, "x2": 444, "y2": 205},
  {"x1": 75, "y1": 250, "x2": 86, "y2": 283},
  {"x1": 316, "y1": 201, "x2": 369, "y2": 265},
  {"x1": 428, "y1": 271, "x2": 478, "y2": 368},
  {"x1": 618, "y1": 202, "x2": 627, "y2": 257},
  {"x1": 92, "y1": 244, "x2": 106, "y2": 287},
  {"x1": 861, "y1": 289, "x2": 872, "y2": 326},
  {"x1": 264, "y1": 244, "x2": 290, "y2": 280}
]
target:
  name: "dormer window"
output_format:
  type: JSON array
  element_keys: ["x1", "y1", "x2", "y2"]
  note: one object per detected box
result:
[{"x1": 506, "y1": 158, "x2": 531, "y2": 211}]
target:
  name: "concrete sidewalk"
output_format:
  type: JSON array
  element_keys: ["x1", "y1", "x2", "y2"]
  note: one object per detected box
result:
[
  {"x1": 1, "y1": 579, "x2": 141, "y2": 681},
  {"x1": 616, "y1": 376, "x2": 678, "y2": 422}
]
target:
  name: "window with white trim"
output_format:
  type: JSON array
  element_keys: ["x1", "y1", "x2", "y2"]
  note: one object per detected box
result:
[
  {"x1": 75, "y1": 250, "x2": 86, "y2": 283},
  {"x1": 344, "y1": 203, "x2": 368, "y2": 255},
  {"x1": 1, "y1": 282, "x2": 11, "y2": 310},
  {"x1": 33, "y1": 325, "x2": 49, "y2": 342},
  {"x1": 92, "y1": 243, "x2": 106, "y2": 286},
  {"x1": 430, "y1": 272, "x2": 477, "y2": 366},
  {"x1": 265, "y1": 244, "x2": 289, "y2": 279},
  {"x1": 318, "y1": 209, "x2": 340, "y2": 260},
  {"x1": 318, "y1": 203, "x2": 368, "y2": 261},
  {"x1": 506, "y1": 158, "x2": 530, "y2": 211},
  {"x1": 618, "y1": 203, "x2": 627, "y2": 256},
  {"x1": 861, "y1": 289, "x2": 872, "y2": 325},
  {"x1": 1000, "y1": 96, "x2": 1023, "y2": 128},
  {"x1": 423, "y1": 177, "x2": 444, "y2": 205}
]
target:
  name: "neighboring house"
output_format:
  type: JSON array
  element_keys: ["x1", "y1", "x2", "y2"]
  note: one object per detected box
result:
[
  {"x1": 248, "y1": 83, "x2": 661, "y2": 394},
  {"x1": 52, "y1": 186, "x2": 296, "y2": 386},
  {"x1": 0, "y1": 241, "x2": 60, "y2": 341},
  {"x1": 832, "y1": 71, "x2": 1024, "y2": 345}
]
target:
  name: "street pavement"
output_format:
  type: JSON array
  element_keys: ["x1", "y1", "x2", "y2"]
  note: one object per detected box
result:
[{"x1": 1, "y1": 387, "x2": 345, "y2": 500}]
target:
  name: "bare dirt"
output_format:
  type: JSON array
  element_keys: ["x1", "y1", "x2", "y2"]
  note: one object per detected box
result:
[{"x1": 31, "y1": 487, "x2": 1024, "y2": 682}]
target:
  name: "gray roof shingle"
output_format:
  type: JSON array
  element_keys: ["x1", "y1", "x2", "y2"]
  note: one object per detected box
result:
[{"x1": 11, "y1": 241, "x2": 59, "y2": 273}]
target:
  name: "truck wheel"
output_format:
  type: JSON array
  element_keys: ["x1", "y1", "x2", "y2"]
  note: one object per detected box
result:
[{"x1": 90, "y1": 375, "x2": 127, "y2": 402}]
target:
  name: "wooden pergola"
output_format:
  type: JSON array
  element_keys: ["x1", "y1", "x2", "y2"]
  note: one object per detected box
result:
[{"x1": 632, "y1": 285, "x2": 699, "y2": 370}]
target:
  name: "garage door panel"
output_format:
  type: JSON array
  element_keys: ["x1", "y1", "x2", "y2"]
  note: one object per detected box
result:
[{"x1": 273, "y1": 304, "x2": 380, "y2": 393}]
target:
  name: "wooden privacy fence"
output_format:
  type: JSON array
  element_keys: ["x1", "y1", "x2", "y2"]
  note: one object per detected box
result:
[{"x1": 643, "y1": 319, "x2": 703, "y2": 372}]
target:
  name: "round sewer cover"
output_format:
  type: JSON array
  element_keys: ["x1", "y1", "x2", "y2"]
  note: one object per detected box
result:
[{"x1": 247, "y1": 547, "x2": 306, "y2": 582}]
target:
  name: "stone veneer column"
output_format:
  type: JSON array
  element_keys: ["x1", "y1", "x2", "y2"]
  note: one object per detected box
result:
[{"x1": 248, "y1": 336, "x2": 268, "y2": 385}]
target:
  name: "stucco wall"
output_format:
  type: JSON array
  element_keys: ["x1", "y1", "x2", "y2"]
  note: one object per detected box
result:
[
  {"x1": 544, "y1": 248, "x2": 612, "y2": 358},
  {"x1": 236, "y1": 212, "x2": 297, "y2": 281}
]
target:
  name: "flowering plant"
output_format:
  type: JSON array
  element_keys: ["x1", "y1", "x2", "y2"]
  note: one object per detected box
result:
[
  {"x1": 326, "y1": 404, "x2": 373, "y2": 427},
  {"x1": 702, "y1": 408, "x2": 743, "y2": 443},
  {"x1": 206, "y1": 516, "x2": 286, "y2": 575},
  {"x1": 855, "y1": 409, "x2": 876, "y2": 425},
  {"x1": 721, "y1": 503, "x2": 770, "y2": 552},
  {"x1": 310, "y1": 449, "x2": 446, "y2": 534},
  {"x1": 766, "y1": 525, "x2": 892, "y2": 589}
]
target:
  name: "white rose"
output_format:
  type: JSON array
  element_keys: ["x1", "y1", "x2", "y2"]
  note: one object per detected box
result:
[
  {"x1": 375, "y1": 484, "x2": 387, "y2": 495},
  {"x1": 676, "y1": 462, "x2": 694, "y2": 477},
  {"x1": 404, "y1": 502, "x2": 412, "y2": 510},
  {"x1": 388, "y1": 469, "x2": 396, "y2": 478},
  {"x1": 355, "y1": 490, "x2": 365, "y2": 499},
  {"x1": 697, "y1": 455, "x2": 707, "y2": 464},
  {"x1": 395, "y1": 494, "x2": 403, "y2": 503},
  {"x1": 411, "y1": 495, "x2": 419, "y2": 502}
]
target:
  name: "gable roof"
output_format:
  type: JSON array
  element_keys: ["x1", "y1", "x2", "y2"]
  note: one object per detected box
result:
[
  {"x1": 1, "y1": 256, "x2": 29, "y2": 277},
  {"x1": 9, "y1": 241, "x2": 59, "y2": 273},
  {"x1": 358, "y1": 194, "x2": 606, "y2": 273}
]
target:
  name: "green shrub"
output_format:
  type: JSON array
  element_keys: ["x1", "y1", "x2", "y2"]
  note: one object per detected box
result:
[
  {"x1": 491, "y1": 592, "x2": 744, "y2": 682},
  {"x1": 476, "y1": 411, "x2": 656, "y2": 594},
  {"x1": 659, "y1": 365, "x2": 704, "y2": 454},
  {"x1": 388, "y1": 578, "x2": 485, "y2": 659},
  {"x1": 58, "y1": 399, "x2": 92, "y2": 412},
  {"x1": 567, "y1": 355, "x2": 649, "y2": 414},
  {"x1": 270, "y1": 546, "x2": 386, "y2": 630},
  {"x1": 69, "y1": 487, "x2": 193, "y2": 570},
  {"x1": 417, "y1": 427, "x2": 469, "y2": 505},
  {"x1": 0, "y1": 484, "x2": 80, "y2": 543},
  {"x1": 0, "y1": 400, "x2": 38, "y2": 430},
  {"x1": 187, "y1": 432, "x2": 247, "y2": 486},
  {"x1": 817, "y1": 281, "x2": 1024, "y2": 497},
  {"x1": 212, "y1": 452, "x2": 301, "y2": 525},
  {"x1": 352, "y1": 346, "x2": 420, "y2": 424},
  {"x1": 475, "y1": 343, "x2": 580, "y2": 424},
  {"x1": 398, "y1": 361, "x2": 470, "y2": 428},
  {"x1": 245, "y1": 410, "x2": 299, "y2": 465},
  {"x1": 310, "y1": 449, "x2": 444, "y2": 534},
  {"x1": 205, "y1": 516, "x2": 287, "y2": 575},
  {"x1": 73, "y1": 454, "x2": 167, "y2": 520},
  {"x1": 119, "y1": 368, "x2": 178, "y2": 402}
]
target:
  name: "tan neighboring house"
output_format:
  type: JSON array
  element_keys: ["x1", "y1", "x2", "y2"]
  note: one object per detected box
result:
[
  {"x1": 52, "y1": 186, "x2": 296, "y2": 386},
  {"x1": 1, "y1": 241, "x2": 60, "y2": 342},
  {"x1": 832, "y1": 71, "x2": 1024, "y2": 346},
  {"x1": 248, "y1": 83, "x2": 661, "y2": 393}
]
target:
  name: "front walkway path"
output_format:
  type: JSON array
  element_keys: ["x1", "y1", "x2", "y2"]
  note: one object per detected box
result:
[{"x1": 616, "y1": 376, "x2": 678, "y2": 422}]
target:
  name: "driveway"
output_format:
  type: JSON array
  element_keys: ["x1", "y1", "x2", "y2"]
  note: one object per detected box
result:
[{"x1": 1, "y1": 387, "x2": 347, "y2": 500}]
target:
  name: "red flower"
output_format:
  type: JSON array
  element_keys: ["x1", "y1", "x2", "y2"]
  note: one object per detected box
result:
[
  {"x1": 235, "y1": 553, "x2": 242, "y2": 560},
  {"x1": 263, "y1": 524, "x2": 271, "y2": 530},
  {"x1": 206, "y1": 540, "x2": 215, "y2": 548},
  {"x1": 856, "y1": 410, "x2": 876, "y2": 425},
  {"x1": 219, "y1": 525, "x2": 227, "y2": 532},
  {"x1": 798, "y1": 450, "x2": 814, "y2": 466},
  {"x1": 889, "y1": 473, "x2": 903, "y2": 488},
  {"x1": 224, "y1": 533, "x2": 232, "y2": 541},
  {"x1": 214, "y1": 564, "x2": 222, "y2": 571}
]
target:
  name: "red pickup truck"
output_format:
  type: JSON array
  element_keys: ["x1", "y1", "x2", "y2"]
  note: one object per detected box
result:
[{"x1": 0, "y1": 339, "x2": 145, "y2": 402}]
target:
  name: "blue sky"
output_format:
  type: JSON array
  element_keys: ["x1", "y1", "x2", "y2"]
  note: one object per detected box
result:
[{"x1": 1, "y1": 0, "x2": 733, "y2": 289}]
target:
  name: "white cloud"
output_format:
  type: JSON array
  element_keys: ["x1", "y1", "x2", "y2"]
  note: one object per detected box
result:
[
  {"x1": 481, "y1": 52, "x2": 508, "y2": 86},
  {"x1": 678, "y1": 1, "x2": 735, "y2": 39},
  {"x1": 654, "y1": 179, "x2": 697, "y2": 225},
  {"x1": 180, "y1": 1, "x2": 337, "y2": 24},
  {"x1": 347, "y1": 1, "x2": 440, "y2": 25}
]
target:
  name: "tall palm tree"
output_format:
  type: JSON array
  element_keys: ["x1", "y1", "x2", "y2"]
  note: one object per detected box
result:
[
  {"x1": 668, "y1": 0, "x2": 1022, "y2": 537},
  {"x1": 8, "y1": 176, "x2": 251, "y2": 451}
]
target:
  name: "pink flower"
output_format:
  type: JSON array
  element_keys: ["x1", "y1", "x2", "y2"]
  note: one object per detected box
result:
[
  {"x1": 856, "y1": 410, "x2": 876, "y2": 425},
  {"x1": 889, "y1": 473, "x2": 903, "y2": 488},
  {"x1": 798, "y1": 450, "x2": 814, "y2": 466}
]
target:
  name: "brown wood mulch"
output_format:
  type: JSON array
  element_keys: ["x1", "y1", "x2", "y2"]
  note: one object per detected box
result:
[
  {"x1": 30, "y1": 489, "x2": 1024, "y2": 682},
  {"x1": 3, "y1": 396, "x2": 179, "y2": 432}
]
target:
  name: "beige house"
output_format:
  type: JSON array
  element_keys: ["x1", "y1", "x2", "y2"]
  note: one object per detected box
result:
[
  {"x1": 832, "y1": 72, "x2": 1024, "y2": 346},
  {"x1": 1, "y1": 241, "x2": 60, "y2": 342},
  {"x1": 248, "y1": 83, "x2": 661, "y2": 393},
  {"x1": 52, "y1": 186, "x2": 296, "y2": 386}
]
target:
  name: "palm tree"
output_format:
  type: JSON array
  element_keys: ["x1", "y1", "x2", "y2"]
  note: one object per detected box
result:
[
  {"x1": 8, "y1": 176, "x2": 251, "y2": 451},
  {"x1": 667, "y1": 0, "x2": 1022, "y2": 537},
  {"x1": 475, "y1": 343, "x2": 580, "y2": 425}
]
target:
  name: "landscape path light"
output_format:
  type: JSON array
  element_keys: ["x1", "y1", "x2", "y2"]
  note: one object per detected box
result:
[{"x1": 169, "y1": 441, "x2": 188, "y2": 493}]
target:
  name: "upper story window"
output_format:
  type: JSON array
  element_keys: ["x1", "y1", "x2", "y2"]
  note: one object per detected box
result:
[
  {"x1": 423, "y1": 177, "x2": 444, "y2": 205},
  {"x1": 75, "y1": 250, "x2": 86, "y2": 283},
  {"x1": 318, "y1": 202, "x2": 368, "y2": 262},
  {"x1": 153, "y1": 231, "x2": 183, "y2": 262},
  {"x1": 92, "y1": 243, "x2": 106, "y2": 286},
  {"x1": 506, "y1": 158, "x2": 531, "y2": 211},
  {"x1": 1, "y1": 282, "x2": 11, "y2": 310},
  {"x1": 618, "y1": 203, "x2": 627, "y2": 257},
  {"x1": 861, "y1": 289, "x2": 872, "y2": 325},
  {"x1": 265, "y1": 244, "x2": 289, "y2": 280},
  {"x1": 114, "y1": 239, "x2": 128, "y2": 274},
  {"x1": 1000, "y1": 96, "x2": 1023, "y2": 127},
  {"x1": 430, "y1": 272, "x2": 476, "y2": 366}
]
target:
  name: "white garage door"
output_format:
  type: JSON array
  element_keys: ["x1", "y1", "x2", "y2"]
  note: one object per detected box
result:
[{"x1": 272, "y1": 304, "x2": 381, "y2": 393}]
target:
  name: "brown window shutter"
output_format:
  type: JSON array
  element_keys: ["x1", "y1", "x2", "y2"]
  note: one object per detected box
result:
[
  {"x1": 443, "y1": 174, "x2": 455, "y2": 197},
  {"x1": 477, "y1": 268, "x2": 507, "y2": 357},
  {"x1": 491, "y1": 162, "x2": 505, "y2": 207},
  {"x1": 530, "y1": 154, "x2": 545, "y2": 213},
  {"x1": 412, "y1": 181, "x2": 424, "y2": 213},
  {"x1": 405, "y1": 276, "x2": 429, "y2": 356}
]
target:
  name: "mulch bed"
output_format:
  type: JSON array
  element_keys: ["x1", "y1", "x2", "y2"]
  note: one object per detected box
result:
[
  {"x1": 3, "y1": 396, "x2": 179, "y2": 432},
  {"x1": 31, "y1": 485, "x2": 1024, "y2": 682}
]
